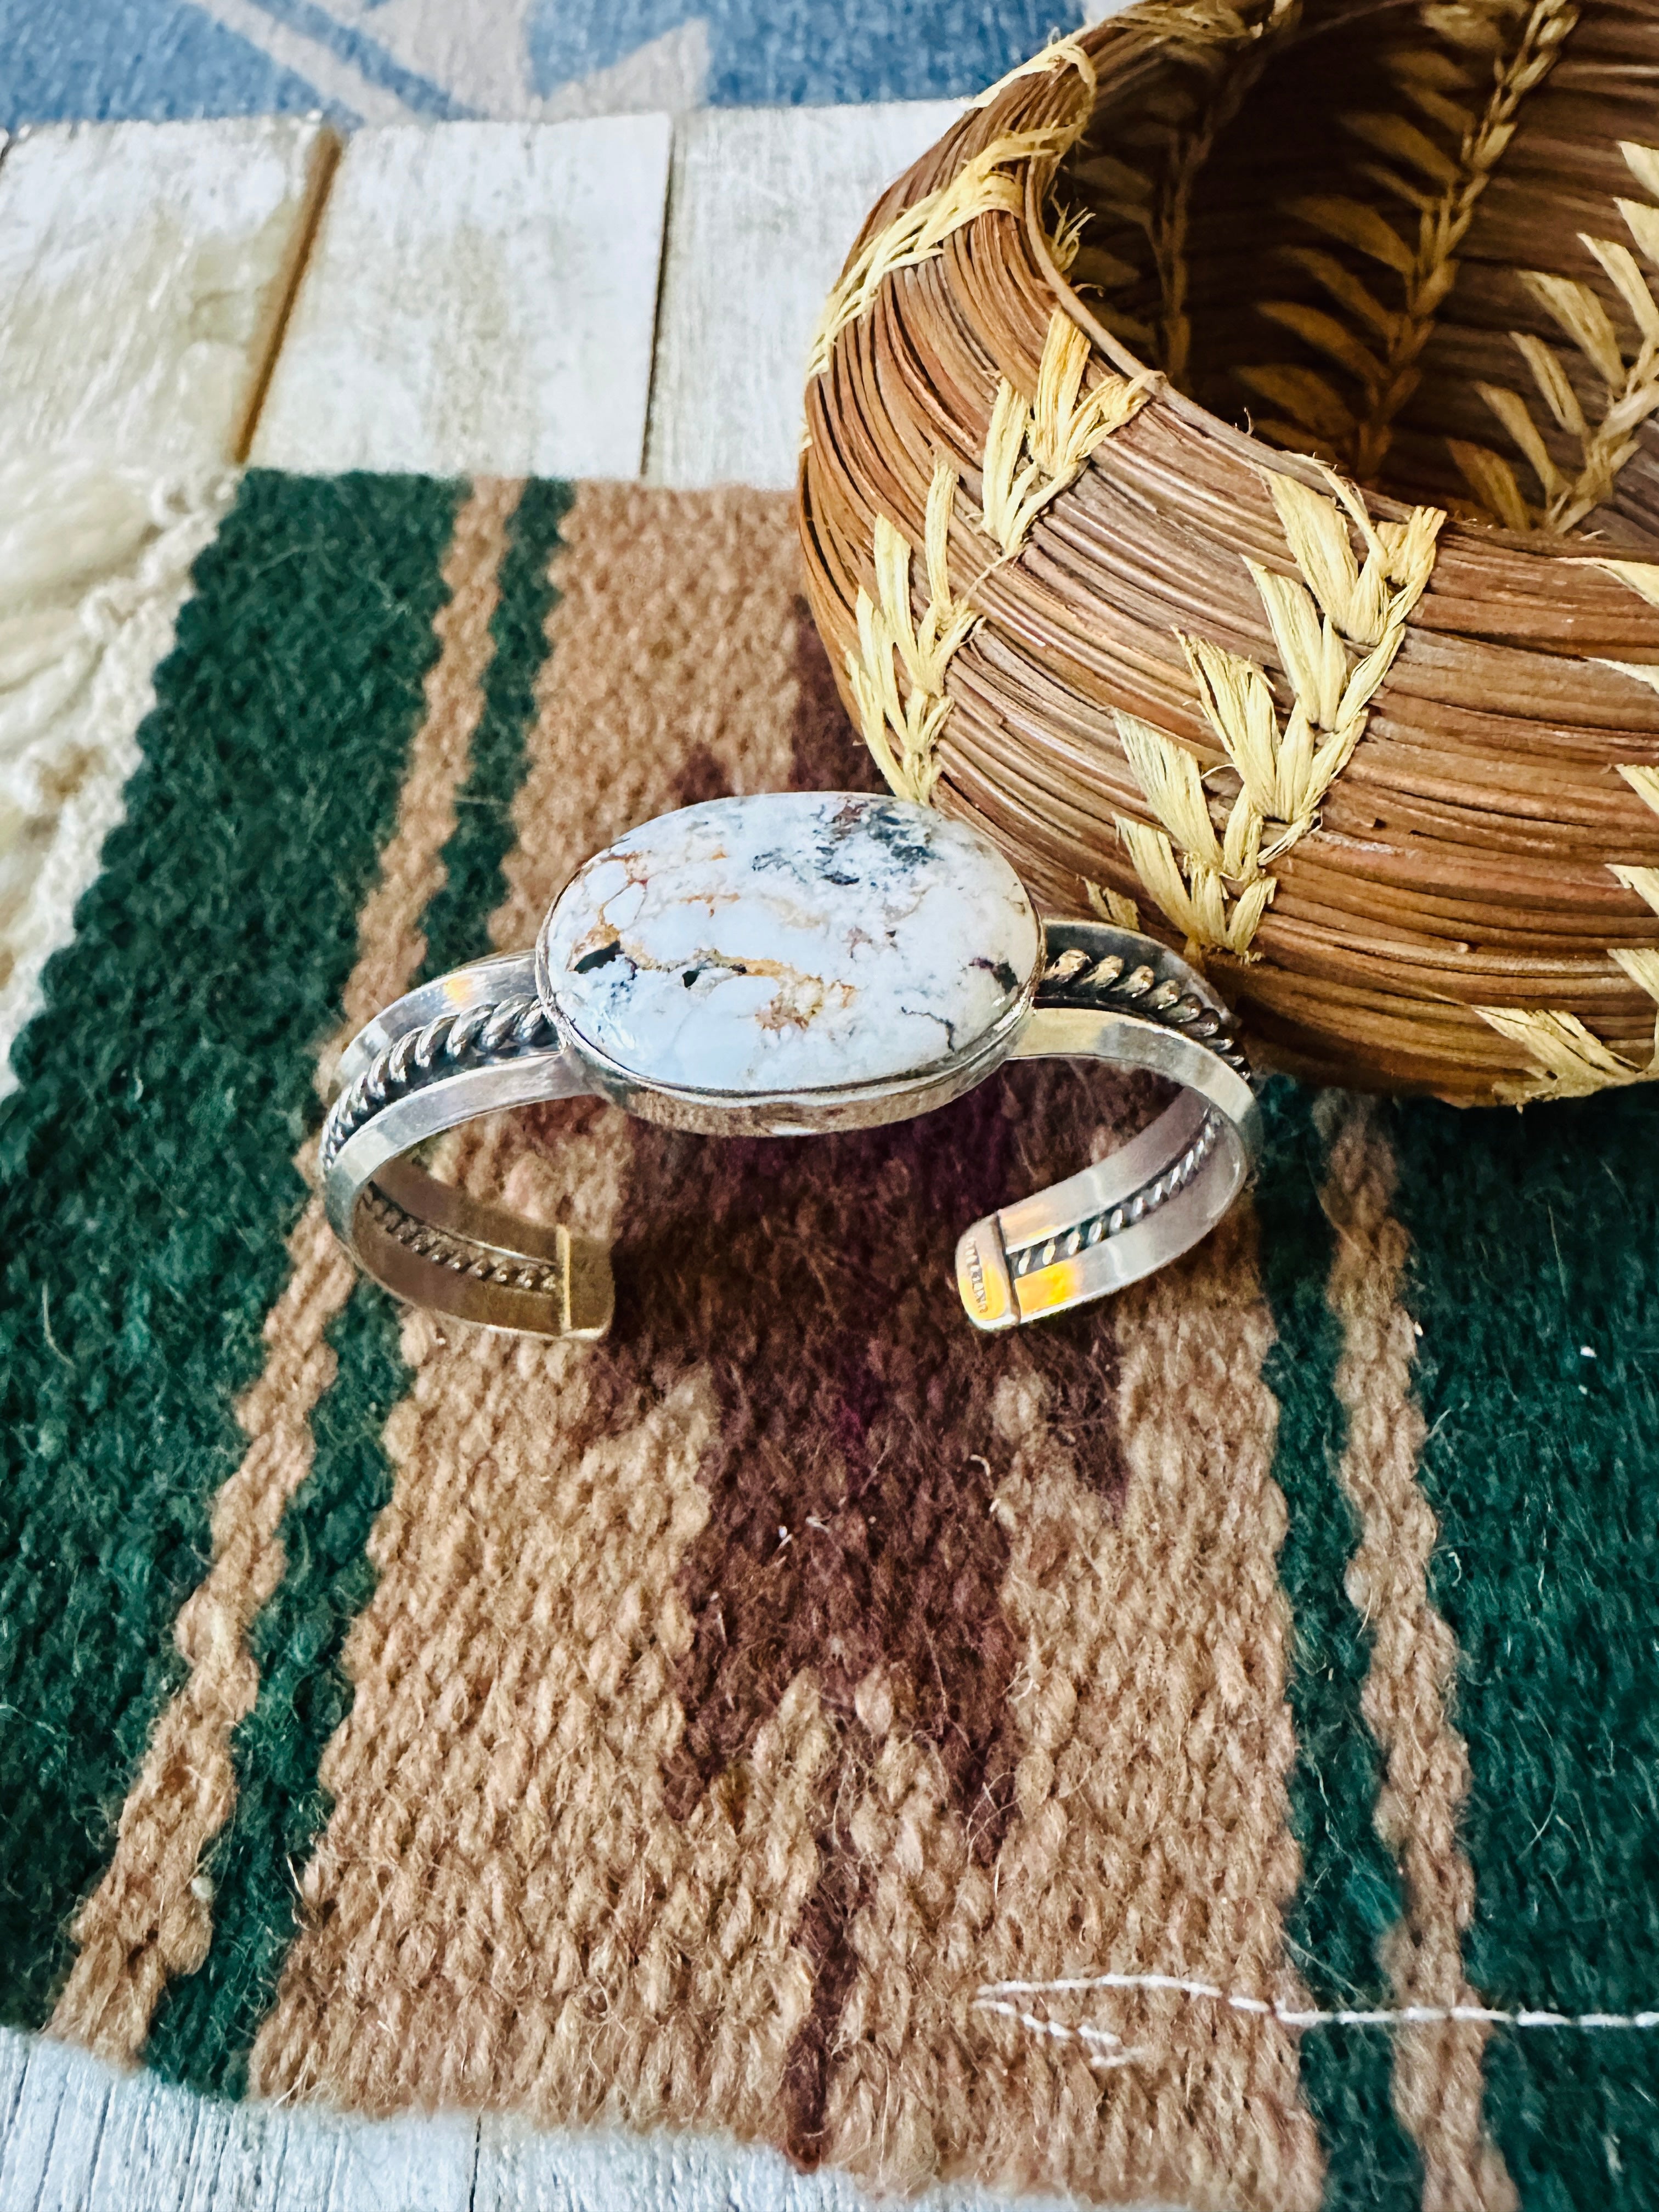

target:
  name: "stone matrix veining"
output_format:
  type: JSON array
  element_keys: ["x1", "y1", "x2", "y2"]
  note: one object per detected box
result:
[{"x1": 540, "y1": 791, "x2": 1041, "y2": 1095}]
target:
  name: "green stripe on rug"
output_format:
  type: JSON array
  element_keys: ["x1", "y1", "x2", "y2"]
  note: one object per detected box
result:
[
  {"x1": 1257, "y1": 1085, "x2": 1420, "y2": 2211},
  {"x1": 1389, "y1": 1087, "x2": 1659, "y2": 2212},
  {"x1": 419, "y1": 477, "x2": 573, "y2": 981},
  {"x1": 0, "y1": 471, "x2": 461, "y2": 2030},
  {"x1": 141, "y1": 478, "x2": 571, "y2": 2095},
  {"x1": 142, "y1": 1281, "x2": 403, "y2": 2095}
]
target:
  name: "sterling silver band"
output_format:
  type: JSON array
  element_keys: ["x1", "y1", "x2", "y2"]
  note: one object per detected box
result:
[
  {"x1": 320, "y1": 952, "x2": 610, "y2": 1338},
  {"x1": 953, "y1": 921, "x2": 1258, "y2": 1330},
  {"x1": 320, "y1": 921, "x2": 1259, "y2": 1339}
]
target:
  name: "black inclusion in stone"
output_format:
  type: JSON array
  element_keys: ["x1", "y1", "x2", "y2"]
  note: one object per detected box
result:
[
  {"x1": 973, "y1": 957, "x2": 1020, "y2": 995},
  {"x1": 573, "y1": 940, "x2": 628, "y2": 975},
  {"x1": 859, "y1": 801, "x2": 934, "y2": 869}
]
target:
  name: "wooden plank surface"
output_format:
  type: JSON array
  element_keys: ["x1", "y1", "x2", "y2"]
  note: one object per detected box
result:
[
  {"x1": 0, "y1": 2035, "x2": 116, "y2": 2212},
  {"x1": 251, "y1": 117, "x2": 672, "y2": 479},
  {"x1": 0, "y1": 2034, "x2": 482, "y2": 2212},
  {"x1": 474, "y1": 2113, "x2": 945, "y2": 2210},
  {"x1": 0, "y1": 2033, "x2": 35, "y2": 2191},
  {"x1": 0, "y1": 120, "x2": 334, "y2": 467},
  {"x1": 645, "y1": 101, "x2": 964, "y2": 490},
  {"x1": 0, "y1": 2031, "x2": 1122, "y2": 2211}
]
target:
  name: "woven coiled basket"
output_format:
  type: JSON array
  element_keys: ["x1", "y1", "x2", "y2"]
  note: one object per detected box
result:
[{"x1": 797, "y1": 0, "x2": 1659, "y2": 1104}]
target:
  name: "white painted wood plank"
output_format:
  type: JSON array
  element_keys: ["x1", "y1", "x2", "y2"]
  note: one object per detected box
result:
[
  {"x1": 475, "y1": 2118, "x2": 874, "y2": 2210},
  {"x1": 83, "y1": 2064, "x2": 241, "y2": 2212},
  {"x1": 473, "y1": 2114, "x2": 1098, "y2": 2212},
  {"x1": 1, "y1": 2029, "x2": 1160, "y2": 2212},
  {"x1": 0, "y1": 2033, "x2": 479, "y2": 2212},
  {"x1": 0, "y1": 2027, "x2": 31, "y2": 2153},
  {"x1": 311, "y1": 2110, "x2": 478, "y2": 2212},
  {"x1": 0, "y1": 2034, "x2": 116, "y2": 2211},
  {"x1": 190, "y1": 2089, "x2": 347, "y2": 2212},
  {"x1": 646, "y1": 101, "x2": 966, "y2": 491},
  {"x1": 80, "y1": 2068, "x2": 478, "y2": 2212},
  {"x1": 0, "y1": 120, "x2": 334, "y2": 469},
  {"x1": 251, "y1": 117, "x2": 672, "y2": 480}
]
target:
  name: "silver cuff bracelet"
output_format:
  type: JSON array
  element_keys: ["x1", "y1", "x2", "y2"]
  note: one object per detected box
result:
[{"x1": 320, "y1": 792, "x2": 1260, "y2": 1339}]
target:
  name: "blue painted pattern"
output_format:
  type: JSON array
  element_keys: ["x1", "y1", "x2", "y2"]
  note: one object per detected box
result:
[
  {"x1": 528, "y1": 0, "x2": 1070, "y2": 107},
  {"x1": 0, "y1": 0, "x2": 1083, "y2": 127}
]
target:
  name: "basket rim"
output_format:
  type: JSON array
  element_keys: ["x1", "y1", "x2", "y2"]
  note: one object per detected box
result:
[{"x1": 975, "y1": 1, "x2": 1649, "y2": 565}]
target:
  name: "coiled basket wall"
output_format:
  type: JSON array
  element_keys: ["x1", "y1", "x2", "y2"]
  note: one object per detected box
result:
[{"x1": 797, "y1": 0, "x2": 1659, "y2": 1105}]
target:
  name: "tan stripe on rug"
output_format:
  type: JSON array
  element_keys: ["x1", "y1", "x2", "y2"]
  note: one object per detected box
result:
[
  {"x1": 822, "y1": 1203, "x2": 1325, "y2": 2210},
  {"x1": 50, "y1": 477, "x2": 522, "y2": 2061},
  {"x1": 1319, "y1": 1096, "x2": 1515, "y2": 2212}
]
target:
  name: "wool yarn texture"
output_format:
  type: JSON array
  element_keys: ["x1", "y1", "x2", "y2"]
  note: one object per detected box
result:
[{"x1": 0, "y1": 471, "x2": 1655, "y2": 2212}]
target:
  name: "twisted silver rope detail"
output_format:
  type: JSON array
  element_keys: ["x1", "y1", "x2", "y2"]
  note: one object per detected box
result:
[
  {"x1": 1035, "y1": 946, "x2": 1254, "y2": 1087},
  {"x1": 1006, "y1": 1111, "x2": 1220, "y2": 1276},
  {"x1": 321, "y1": 994, "x2": 560, "y2": 1170}
]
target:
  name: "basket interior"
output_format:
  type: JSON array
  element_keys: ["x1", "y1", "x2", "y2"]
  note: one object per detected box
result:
[{"x1": 1057, "y1": 0, "x2": 1659, "y2": 545}]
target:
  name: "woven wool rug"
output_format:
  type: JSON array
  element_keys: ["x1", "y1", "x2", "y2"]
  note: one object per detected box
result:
[{"x1": 1, "y1": 472, "x2": 1655, "y2": 2212}]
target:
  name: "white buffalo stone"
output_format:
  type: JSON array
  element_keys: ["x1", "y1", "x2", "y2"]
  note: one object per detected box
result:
[{"x1": 540, "y1": 791, "x2": 1040, "y2": 1095}]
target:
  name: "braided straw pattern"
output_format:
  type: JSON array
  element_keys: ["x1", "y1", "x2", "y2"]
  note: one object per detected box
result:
[
  {"x1": 1073, "y1": 0, "x2": 1303, "y2": 381},
  {"x1": 1246, "y1": 0, "x2": 1578, "y2": 478},
  {"x1": 843, "y1": 314, "x2": 1151, "y2": 805},
  {"x1": 1112, "y1": 469, "x2": 1443, "y2": 958},
  {"x1": 844, "y1": 463, "x2": 974, "y2": 805},
  {"x1": 1474, "y1": 969, "x2": 1659, "y2": 1103},
  {"x1": 798, "y1": 0, "x2": 1659, "y2": 1104},
  {"x1": 1454, "y1": 142, "x2": 1659, "y2": 533},
  {"x1": 981, "y1": 312, "x2": 1154, "y2": 554},
  {"x1": 1472, "y1": 562, "x2": 1659, "y2": 1100},
  {"x1": 807, "y1": 117, "x2": 1090, "y2": 382}
]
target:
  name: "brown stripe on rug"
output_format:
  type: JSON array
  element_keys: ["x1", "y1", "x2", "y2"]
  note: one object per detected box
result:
[
  {"x1": 1318, "y1": 1097, "x2": 1515, "y2": 2212},
  {"x1": 49, "y1": 478, "x2": 522, "y2": 2063},
  {"x1": 247, "y1": 484, "x2": 1320, "y2": 2207},
  {"x1": 822, "y1": 1201, "x2": 1325, "y2": 2210},
  {"x1": 638, "y1": 1059, "x2": 1164, "y2": 2177}
]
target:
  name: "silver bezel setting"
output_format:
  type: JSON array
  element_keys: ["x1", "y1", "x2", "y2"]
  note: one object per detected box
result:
[
  {"x1": 320, "y1": 793, "x2": 1261, "y2": 1339},
  {"x1": 534, "y1": 915, "x2": 1043, "y2": 1138}
]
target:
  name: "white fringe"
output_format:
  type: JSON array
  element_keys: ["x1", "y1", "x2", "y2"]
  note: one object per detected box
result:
[{"x1": 0, "y1": 455, "x2": 238, "y2": 1096}]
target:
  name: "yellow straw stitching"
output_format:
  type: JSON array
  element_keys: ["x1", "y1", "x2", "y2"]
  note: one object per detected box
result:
[
  {"x1": 845, "y1": 462, "x2": 977, "y2": 805},
  {"x1": 1455, "y1": 142, "x2": 1659, "y2": 531},
  {"x1": 808, "y1": 125, "x2": 1084, "y2": 380},
  {"x1": 1474, "y1": 577, "x2": 1659, "y2": 1098},
  {"x1": 1085, "y1": 878, "x2": 1143, "y2": 929},
  {"x1": 980, "y1": 312, "x2": 1154, "y2": 555},
  {"x1": 851, "y1": 313, "x2": 1152, "y2": 803},
  {"x1": 1476, "y1": 958, "x2": 1659, "y2": 1104},
  {"x1": 1115, "y1": 469, "x2": 1443, "y2": 958},
  {"x1": 1243, "y1": 0, "x2": 1577, "y2": 476},
  {"x1": 970, "y1": 32, "x2": 1096, "y2": 108}
]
